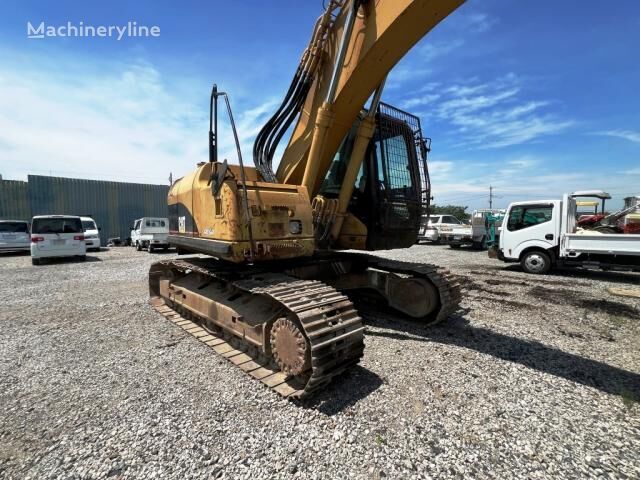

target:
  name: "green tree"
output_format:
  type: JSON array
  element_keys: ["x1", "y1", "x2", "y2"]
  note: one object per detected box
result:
[{"x1": 428, "y1": 204, "x2": 470, "y2": 221}]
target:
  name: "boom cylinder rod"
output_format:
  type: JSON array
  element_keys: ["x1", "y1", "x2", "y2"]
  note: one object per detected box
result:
[
  {"x1": 325, "y1": 0, "x2": 359, "y2": 104},
  {"x1": 302, "y1": 0, "x2": 360, "y2": 193}
]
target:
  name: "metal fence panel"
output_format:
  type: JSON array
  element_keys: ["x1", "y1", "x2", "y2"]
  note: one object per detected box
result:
[
  {"x1": 0, "y1": 179, "x2": 31, "y2": 221},
  {"x1": 27, "y1": 175, "x2": 169, "y2": 244}
]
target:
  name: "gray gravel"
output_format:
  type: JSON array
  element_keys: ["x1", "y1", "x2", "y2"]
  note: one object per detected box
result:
[{"x1": 0, "y1": 245, "x2": 639, "y2": 479}]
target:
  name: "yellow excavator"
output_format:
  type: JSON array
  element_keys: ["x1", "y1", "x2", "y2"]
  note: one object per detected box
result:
[{"x1": 149, "y1": 0, "x2": 465, "y2": 399}]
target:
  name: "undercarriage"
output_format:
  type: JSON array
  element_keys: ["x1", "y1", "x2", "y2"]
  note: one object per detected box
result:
[{"x1": 149, "y1": 253, "x2": 460, "y2": 399}]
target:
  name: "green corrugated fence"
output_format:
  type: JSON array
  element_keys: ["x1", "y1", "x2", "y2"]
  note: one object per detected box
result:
[{"x1": 0, "y1": 175, "x2": 168, "y2": 244}]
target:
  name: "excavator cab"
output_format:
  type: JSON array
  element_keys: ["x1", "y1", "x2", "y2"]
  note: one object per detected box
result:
[{"x1": 320, "y1": 103, "x2": 431, "y2": 250}]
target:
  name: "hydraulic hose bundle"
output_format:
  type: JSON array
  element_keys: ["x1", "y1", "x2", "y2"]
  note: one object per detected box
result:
[{"x1": 252, "y1": 1, "x2": 345, "y2": 182}]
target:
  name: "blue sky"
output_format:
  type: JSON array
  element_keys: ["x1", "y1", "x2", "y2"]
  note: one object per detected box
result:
[{"x1": 0, "y1": 0, "x2": 638, "y2": 210}]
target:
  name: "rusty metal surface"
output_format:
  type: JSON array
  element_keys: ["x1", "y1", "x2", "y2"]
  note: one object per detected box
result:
[
  {"x1": 270, "y1": 317, "x2": 311, "y2": 376},
  {"x1": 149, "y1": 258, "x2": 365, "y2": 399},
  {"x1": 167, "y1": 162, "x2": 315, "y2": 262},
  {"x1": 276, "y1": 251, "x2": 461, "y2": 325}
]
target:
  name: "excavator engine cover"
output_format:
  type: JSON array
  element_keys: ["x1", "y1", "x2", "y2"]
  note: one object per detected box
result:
[{"x1": 167, "y1": 162, "x2": 315, "y2": 262}]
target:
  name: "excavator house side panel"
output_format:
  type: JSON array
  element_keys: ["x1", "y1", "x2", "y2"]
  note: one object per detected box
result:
[{"x1": 168, "y1": 162, "x2": 315, "y2": 262}]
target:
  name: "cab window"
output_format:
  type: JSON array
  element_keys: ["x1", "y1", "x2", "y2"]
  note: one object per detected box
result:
[
  {"x1": 507, "y1": 205, "x2": 553, "y2": 231},
  {"x1": 145, "y1": 219, "x2": 166, "y2": 227}
]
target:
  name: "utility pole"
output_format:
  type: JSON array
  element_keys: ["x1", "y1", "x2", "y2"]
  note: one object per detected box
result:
[{"x1": 489, "y1": 185, "x2": 493, "y2": 209}]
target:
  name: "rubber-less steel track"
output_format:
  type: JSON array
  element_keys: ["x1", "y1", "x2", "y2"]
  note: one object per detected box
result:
[
  {"x1": 150, "y1": 258, "x2": 365, "y2": 399},
  {"x1": 362, "y1": 256, "x2": 462, "y2": 325}
]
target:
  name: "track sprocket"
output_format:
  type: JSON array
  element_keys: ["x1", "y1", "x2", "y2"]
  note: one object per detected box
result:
[{"x1": 270, "y1": 318, "x2": 311, "y2": 376}]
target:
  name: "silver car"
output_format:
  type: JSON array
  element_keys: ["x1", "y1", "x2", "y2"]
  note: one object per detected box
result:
[
  {"x1": 418, "y1": 215, "x2": 440, "y2": 242},
  {"x1": 0, "y1": 220, "x2": 31, "y2": 252}
]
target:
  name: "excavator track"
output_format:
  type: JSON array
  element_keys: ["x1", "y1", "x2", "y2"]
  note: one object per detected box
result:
[
  {"x1": 362, "y1": 256, "x2": 462, "y2": 325},
  {"x1": 149, "y1": 258, "x2": 365, "y2": 400},
  {"x1": 283, "y1": 252, "x2": 462, "y2": 325}
]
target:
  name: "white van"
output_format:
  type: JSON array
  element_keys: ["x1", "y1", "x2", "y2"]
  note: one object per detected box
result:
[
  {"x1": 30, "y1": 215, "x2": 87, "y2": 265},
  {"x1": 131, "y1": 217, "x2": 170, "y2": 253},
  {"x1": 80, "y1": 216, "x2": 101, "y2": 251},
  {"x1": 0, "y1": 220, "x2": 31, "y2": 252}
]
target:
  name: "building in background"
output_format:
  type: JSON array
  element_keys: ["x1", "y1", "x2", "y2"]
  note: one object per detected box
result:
[{"x1": 0, "y1": 175, "x2": 168, "y2": 244}]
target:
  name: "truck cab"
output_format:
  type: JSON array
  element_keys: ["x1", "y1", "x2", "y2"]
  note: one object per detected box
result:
[{"x1": 498, "y1": 200, "x2": 560, "y2": 273}]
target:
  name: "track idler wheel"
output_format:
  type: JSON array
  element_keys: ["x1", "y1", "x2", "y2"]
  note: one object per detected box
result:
[{"x1": 270, "y1": 318, "x2": 311, "y2": 376}]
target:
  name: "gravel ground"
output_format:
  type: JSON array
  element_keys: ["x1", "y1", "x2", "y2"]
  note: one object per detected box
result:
[{"x1": 0, "y1": 245, "x2": 639, "y2": 479}]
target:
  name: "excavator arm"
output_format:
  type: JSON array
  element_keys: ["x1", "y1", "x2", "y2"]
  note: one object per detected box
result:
[{"x1": 256, "y1": 0, "x2": 465, "y2": 197}]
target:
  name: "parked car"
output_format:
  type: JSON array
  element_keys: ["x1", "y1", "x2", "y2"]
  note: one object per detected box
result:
[
  {"x1": 30, "y1": 215, "x2": 86, "y2": 265},
  {"x1": 436, "y1": 215, "x2": 471, "y2": 248},
  {"x1": 418, "y1": 214, "x2": 468, "y2": 244},
  {"x1": 0, "y1": 220, "x2": 31, "y2": 252},
  {"x1": 80, "y1": 216, "x2": 101, "y2": 251},
  {"x1": 131, "y1": 217, "x2": 170, "y2": 252}
]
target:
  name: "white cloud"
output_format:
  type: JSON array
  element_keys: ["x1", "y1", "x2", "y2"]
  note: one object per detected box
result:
[
  {"x1": 418, "y1": 39, "x2": 465, "y2": 62},
  {"x1": 0, "y1": 51, "x2": 278, "y2": 184},
  {"x1": 400, "y1": 94, "x2": 441, "y2": 109},
  {"x1": 386, "y1": 66, "x2": 432, "y2": 90},
  {"x1": 426, "y1": 74, "x2": 574, "y2": 149},
  {"x1": 506, "y1": 158, "x2": 538, "y2": 169},
  {"x1": 428, "y1": 155, "x2": 637, "y2": 211},
  {"x1": 437, "y1": 87, "x2": 520, "y2": 117},
  {"x1": 597, "y1": 130, "x2": 640, "y2": 144},
  {"x1": 427, "y1": 160, "x2": 454, "y2": 178},
  {"x1": 462, "y1": 13, "x2": 498, "y2": 34}
]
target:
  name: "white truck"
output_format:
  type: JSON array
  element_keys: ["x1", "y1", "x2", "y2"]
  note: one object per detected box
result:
[
  {"x1": 494, "y1": 191, "x2": 640, "y2": 274},
  {"x1": 130, "y1": 217, "x2": 170, "y2": 253}
]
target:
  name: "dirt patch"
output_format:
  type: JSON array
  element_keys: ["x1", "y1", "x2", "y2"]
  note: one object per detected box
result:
[
  {"x1": 463, "y1": 281, "x2": 510, "y2": 297},
  {"x1": 581, "y1": 299, "x2": 639, "y2": 320},
  {"x1": 493, "y1": 299, "x2": 536, "y2": 310},
  {"x1": 529, "y1": 286, "x2": 639, "y2": 320}
]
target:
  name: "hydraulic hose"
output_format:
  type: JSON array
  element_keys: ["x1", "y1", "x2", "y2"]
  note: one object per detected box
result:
[{"x1": 252, "y1": 0, "x2": 343, "y2": 182}]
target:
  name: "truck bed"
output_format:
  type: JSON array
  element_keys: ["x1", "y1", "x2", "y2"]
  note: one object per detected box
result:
[{"x1": 562, "y1": 233, "x2": 640, "y2": 257}]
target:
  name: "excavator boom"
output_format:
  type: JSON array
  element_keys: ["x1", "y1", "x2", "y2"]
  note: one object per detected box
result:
[{"x1": 270, "y1": 0, "x2": 465, "y2": 196}]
